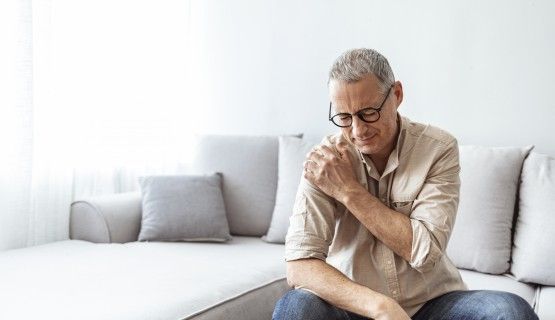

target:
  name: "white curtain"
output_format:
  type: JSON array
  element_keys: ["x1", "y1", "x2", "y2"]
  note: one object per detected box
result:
[
  {"x1": 0, "y1": 0, "x2": 33, "y2": 251},
  {"x1": 1, "y1": 0, "x2": 195, "y2": 251}
]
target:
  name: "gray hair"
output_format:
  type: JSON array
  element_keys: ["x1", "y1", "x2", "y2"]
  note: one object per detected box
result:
[{"x1": 328, "y1": 48, "x2": 395, "y2": 93}]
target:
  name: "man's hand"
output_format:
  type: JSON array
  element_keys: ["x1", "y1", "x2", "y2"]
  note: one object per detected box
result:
[
  {"x1": 288, "y1": 259, "x2": 411, "y2": 320},
  {"x1": 303, "y1": 141, "x2": 362, "y2": 202},
  {"x1": 374, "y1": 297, "x2": 411, "y2": 320}
]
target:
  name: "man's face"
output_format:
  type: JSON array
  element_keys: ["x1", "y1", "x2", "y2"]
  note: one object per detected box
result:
[{"x1": 329, "y1": 74, "x2": 403, "y2": 159}]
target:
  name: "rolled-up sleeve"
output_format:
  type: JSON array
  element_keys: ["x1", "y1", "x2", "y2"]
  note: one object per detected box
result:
[
  {"x1": 285, "y1": 177, "x2": 337, "y2": 262},
  {"x1": 409, "y1": 139, "x2": 460, "y2": 273}
]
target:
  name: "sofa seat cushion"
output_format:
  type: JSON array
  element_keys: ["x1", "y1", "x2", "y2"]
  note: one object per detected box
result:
[
  {"x1": 0, "y1": 237, "x2": 289, "y2": 320},
  {"x1": 537, "y1": 287, "x2": 555, "y2": 320},
  {"x1": 458, "y1": 269, "x2": 537, "y2": 306}
]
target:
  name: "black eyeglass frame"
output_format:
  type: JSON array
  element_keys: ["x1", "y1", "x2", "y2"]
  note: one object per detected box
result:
[{"x1": 328, "y1": 85, "x2": 393, "y2": 128}]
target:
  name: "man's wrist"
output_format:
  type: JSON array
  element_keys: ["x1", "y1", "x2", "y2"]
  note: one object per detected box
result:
[
  {"x1": 363, "y1": 290, "x2": 392, "y2": 319},
  {"x1": 339, "y1": 182, "x2": 368, "y2": 205}
]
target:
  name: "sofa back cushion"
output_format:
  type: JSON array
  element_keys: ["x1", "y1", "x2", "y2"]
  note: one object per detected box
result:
[
  {"x1": 192, "y1": 135, "x2": 279, "y2": 236},
  {"x1": 263, "y1": 135, "x2": 321, "y2": 243},
  {"x1": 511, "y1": 152, "x2": 555, "y2": 285},
  {"x1": 446, "y1": 145, "x2": 532, "y2": 274}
]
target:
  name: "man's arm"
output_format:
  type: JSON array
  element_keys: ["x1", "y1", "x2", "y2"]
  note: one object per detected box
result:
[
  {"x1": 340, "y1": 140, "x2": 461, "y2": 272},
  {"x1": 304, "y1": 142, "x2": 413, "y2": 262},
  {"x1": 306, "y1": 139, "x2": 461, "y2": 272},
  {"x1": 286, "y1": 258, "x2": 409, "y2": 320},
  {"x1": 341, "y1": 188, "x2": 413, "y2": 261},
  {"x1": 286, "y1": 137, "x2": 409, "y2": 320}
]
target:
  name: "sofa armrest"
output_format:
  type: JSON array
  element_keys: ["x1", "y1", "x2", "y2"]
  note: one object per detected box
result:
[{"x1": 70, "y1": 192, "x2": 142, "y2": 243}]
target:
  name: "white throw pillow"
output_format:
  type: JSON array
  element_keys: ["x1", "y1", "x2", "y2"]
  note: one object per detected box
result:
[
  {"x1": 262, "y1": 135, "x2": 321, "y2": 243},
  {"x1": 511, "y1": 152, "x2": 555, "y2": 285},
  {"x1": 138, "y1": 173, "x2": 232, "y2": 242},
  {"x1": 446, "y1": 145, "x2": 533, "y2": 274}
]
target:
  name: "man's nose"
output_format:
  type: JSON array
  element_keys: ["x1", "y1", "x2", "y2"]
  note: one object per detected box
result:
[{"x1": 351, "y1": 116, "x2": 367, "y2": 137}]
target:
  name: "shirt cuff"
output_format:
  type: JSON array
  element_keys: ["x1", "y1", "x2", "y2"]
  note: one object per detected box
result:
[
  {"x1": 410, "y1": 219, "x2": 443, "y2": 273},
  {"x1": 285, "y1": 235, "x2": 329, "y2": 262}
]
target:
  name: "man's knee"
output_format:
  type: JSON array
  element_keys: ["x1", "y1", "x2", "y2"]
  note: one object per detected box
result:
[
  {"x1": 478, "y1": 291, "x2": 538, "y2": 320},
  {"x1": 272, "y1": 289, "x2": 345, "y2": 320}
]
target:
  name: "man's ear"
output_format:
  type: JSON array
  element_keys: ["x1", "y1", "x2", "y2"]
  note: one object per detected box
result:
[{"x1": 394, "y1": 81, "x2": 404, "y2": 109}]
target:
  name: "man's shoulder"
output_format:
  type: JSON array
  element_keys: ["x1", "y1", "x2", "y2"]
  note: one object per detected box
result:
[
  {"x1": 316, "y1": 133, "x2": 360, "y2": 157},
  {"x1": 319, "y1": 132, "x2": 346, "y2": 145},
  {"x1": 402, "y1": 116, "x2": 457, "y2": 149}
]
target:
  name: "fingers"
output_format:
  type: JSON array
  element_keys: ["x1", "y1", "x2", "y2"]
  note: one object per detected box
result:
[
  {"x1": 303, "y1": 159, "x2": 318, "y2": 174},
  {"x1": 306, "y1": 147, "x2": 324, "y2": 167},
  {"x1": 316, "y1": 145, "x2": 342, "y2": 160},
  {"x1": 335, "y1": 140, "x2": 353, "y2": 160},
  {"x1": 319, "y1": 145, "x2": 337, "y2": 158},
  {"x1": 336, "y1": 140, "x2": 349, "y2": 151},
  {"x1": 303, "y1": 159, "x2": 317, "y2": 182},
  {"x1": 307, "y1": 147, "x2": 324, "y2": 159},
  {"x1": 306, "y1": 142, "x2": 348, "y2": 165}
]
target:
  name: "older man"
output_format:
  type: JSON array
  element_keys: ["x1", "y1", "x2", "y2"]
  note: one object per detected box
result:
[{"x1": 272, "y1": 49, "x2": 538, "y2": 320}]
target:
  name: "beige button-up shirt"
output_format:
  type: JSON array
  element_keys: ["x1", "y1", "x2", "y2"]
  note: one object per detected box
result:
[{"x1": 285, "y1": 115, "x2": 467, "y2": 317}]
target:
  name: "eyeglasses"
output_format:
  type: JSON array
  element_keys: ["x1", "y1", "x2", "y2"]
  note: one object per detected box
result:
[{"x1": 328, "y1": 85, "x2": 393, "y2": 128}]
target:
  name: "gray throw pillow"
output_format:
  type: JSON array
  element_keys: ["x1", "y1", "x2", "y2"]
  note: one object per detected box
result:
[
  {"x1": 262, "y1": 135, "x2": 321, "y2": 243},
  {"x1": 138, "y1": 173, "x2": 232, "y2": 242},
  {"x1": 511, "y1": 152, "x2": 555, "y2": 285},
  {"x1": 446, "y1": 145, "x2": 533, "y2": 274}
]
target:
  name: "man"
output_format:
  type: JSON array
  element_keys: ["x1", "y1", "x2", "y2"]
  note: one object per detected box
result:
[{"x1": 272, "y1": 49, "x2": 538, "y2": 320}]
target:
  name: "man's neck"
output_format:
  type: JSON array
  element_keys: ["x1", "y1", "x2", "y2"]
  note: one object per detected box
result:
[
  {"x1": 371, "y1": 157, "x2": 388, "y2": 177},
  {"x1": 367, "y1": 115, "x2": 401, "y2": 176}
]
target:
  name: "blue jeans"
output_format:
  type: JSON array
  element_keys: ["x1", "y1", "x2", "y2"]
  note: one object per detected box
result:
[{"x1": 272, "y1": 289, "x2": 539, "y2": 320}]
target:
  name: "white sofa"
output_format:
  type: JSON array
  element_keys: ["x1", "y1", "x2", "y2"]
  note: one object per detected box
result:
[{"x1": 0, "y1": 134, "x2": 553, "y2": 319}]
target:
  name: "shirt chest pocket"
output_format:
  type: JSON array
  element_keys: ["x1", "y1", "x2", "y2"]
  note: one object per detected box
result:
[
  {"x1": 390, "y1": 200, "x2": 413, "y2": 216},
  {"x1": 389, "y1": 175, "x2": 423, "y2": 216},
  {"x1": 389, "y1": 191, "x2": 418, "y2": 216}
]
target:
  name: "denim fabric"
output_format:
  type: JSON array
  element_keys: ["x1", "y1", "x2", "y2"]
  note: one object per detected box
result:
[
  {"x1": 272, "y1": 289, "x2": 368, "y2": 320},
  {"x1": 272, "y1": 289, "x2": 539, "y2": 320},
  {"x1": 411, "y1": 290, "x2": 539, "y2": 320}
]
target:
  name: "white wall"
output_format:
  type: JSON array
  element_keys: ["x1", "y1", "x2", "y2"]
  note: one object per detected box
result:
[{"x1": 188, "y1": 0, "x2": 555, "y2": 155}]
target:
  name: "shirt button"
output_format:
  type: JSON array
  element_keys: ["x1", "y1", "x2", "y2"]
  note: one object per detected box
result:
[
  {"x1": 387, "y1": 260, "x2": 392, "y2": 265},
  {"x1": 392, "y1": 290, "x2": 397, "y2": 295}
]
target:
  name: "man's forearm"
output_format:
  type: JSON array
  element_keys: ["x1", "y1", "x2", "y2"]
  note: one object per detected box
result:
[
  {"x1": 286, "y1": 258, "x2": 389, "y2": 318},
  {"x1": 341, "y1": 185, "x2": 413, "y2": 262}
]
